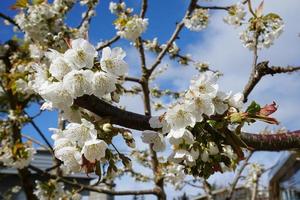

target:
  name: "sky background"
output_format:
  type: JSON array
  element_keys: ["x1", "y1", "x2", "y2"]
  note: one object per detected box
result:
[{"x1": 1, "y1": 0, "x2": 300, "y2": 199}]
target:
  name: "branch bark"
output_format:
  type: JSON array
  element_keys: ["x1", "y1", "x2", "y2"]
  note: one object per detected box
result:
[
  {"x1": 74, "y1": 95, "x2": 300, "y2": 151},
  {"x1": 243, "y1": 62, "x2": 300, "y2": 102}
]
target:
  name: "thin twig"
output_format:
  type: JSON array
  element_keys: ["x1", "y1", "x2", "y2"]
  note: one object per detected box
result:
[
  {"x1": 22, "y1": 134, "x2": 51, "y2": 151},
  {"x1": 0, "y1": 12, "x2": 21, "y2": 30},
  {"x1": 148, "y1": 0, "x2": 198, "y2": 76},
  {"x1": 227, "y1": 151, "x2": 254, "y2": 200},
  {"x1": 24, "y1": 111, "x2": 53, "y2": 152},
  {"x1": 96, "y1": 35, "x2": 121, "y2": 51}
]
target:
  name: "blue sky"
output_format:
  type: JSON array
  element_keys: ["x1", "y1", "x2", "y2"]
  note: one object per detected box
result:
[{"x1": 1, "y1": 0, "x2": 300, "y2": 199}]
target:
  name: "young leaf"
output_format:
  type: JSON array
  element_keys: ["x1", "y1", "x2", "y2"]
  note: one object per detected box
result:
[
  {"x1": 11, "y1": 0, "x2": 29, "y2": 9},
  {"x1": 246, "y1": 101, "x2": 261, "y2": 115}
]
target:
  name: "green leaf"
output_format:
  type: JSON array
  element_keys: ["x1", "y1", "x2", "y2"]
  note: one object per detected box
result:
[{"x1": 246, "y1": 101, "x2": 261, "y2": 115}]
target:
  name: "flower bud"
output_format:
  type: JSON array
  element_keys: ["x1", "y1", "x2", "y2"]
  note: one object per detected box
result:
[{"x1": 103, "y1": 123, "x2": 113, "y2": 132}]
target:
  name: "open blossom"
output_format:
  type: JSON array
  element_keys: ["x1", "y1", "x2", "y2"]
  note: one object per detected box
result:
[
  {"x1": 213, "y1": 91, "x2": 231, "y2": 114},
  {"x1": 100, "y1": 47, "x2": 128, "y2": 76},
  {"x1": 64, "y1": 38, "x2": 97, "y2": 69},
  {"x1": 224, "y1": 2, "x2": 246, "y2": 27},
  {"x1": 240, "y1": 15, "x2": 284, "y2": 50},
  {"x1": 34, "y1": 180, "x2": 64, "y2": 200},
  {"x1": 186, "y1": 96, "x2": 215, "y2": 122},
  {"x1": 188, "y1": 71, "x2": 219, "y2": 98},
  {"x1": 40, "y1": 82, "x2": 73, "y2": 109},
  {"x1": 167, "y1": 128, "x2": 195, "y2": 145},
  {"x1": 63, "y1": 69, "x2": 94, "y2": 98},
  {"x1": 164, "y1": 164, "x2": 186, "y2": 190},
  {"x1": 92, "y1": 71, "x2": 117, "y2": 98},
  {"x1": 169, "y1": 148, "x2": 199, "y2": 167},
  {"x1": 116, "y1": 16, "x2": 148, "y2": 41},
  {"x1": 55, "y1": 146, "x2": 82, "y2": 172},
  {"x1": 63, "y1": 119, "x2": 97, "y2": 147},
  {"x1": 184, "y1": 8, "x2": 209, "y2": 31},
  {"x1": 0, "y1": 142, "x2": 35, "y2": 169},
  {"x1": 49, "y1": 56, "x2": 72, "y2": 80},
  {"x1": 81, "y1": 139, "x2": 108, "y2": 162},
  {"x1": 109, "y1": 2, "x2": 126, "y2": 14},
  {"x1": 165, "y1": 104, "x2": 196, "y2": 130},
  {"x1": 229, "y1": 92, "x2": 244, "y2": 110},
  {"x1": 141, "y1": 130, "x2": 166, "y2": 152}
]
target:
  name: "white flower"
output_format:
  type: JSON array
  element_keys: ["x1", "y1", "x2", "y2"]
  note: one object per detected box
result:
[
  {"x1": 144, "y1": 37, "x2": 158, "y2": 51},
  {"x1": 188, "y1": 71, "x2": 219, "y2": 98},
  {"x1": 0, "y1": 143, "x2": 36, "y2": 169},
  {"x1": 63, "y1": 119, "x2": 97, "y2": 147},
  {"x1": 81, "y1": 139, "x2": 108, "y2": 162},
  {"x1": 185, "y1": 96, "x2": 215, "y2": 121},
  {"x1": 92, "y1": 71, "x2": 117, "y2": 98},
  {"x1": 165, "y1": 104, "x2": 196, "y2": 130},
  {"x1": 63, "y1": 69, "x2": 94, "y2": 98},
  {"x1": 109, "y1": 2, "x2": 126, "y2": 14},
  {"x1": 100, "y1": 47, "x2": 128, "y2": 76},
  {"x1": 169, "y1": 148, "x2": 199, "y2": 167},
  {"x1": 40, "y1": 82, "x2": 73, "y2": 109},
  {"x1": 34, "y1": 180, "x2": 65, "y2": 200},
  {"x1": 224, "y1": 3, "x2": 246, "y2": 27},
  {"x1": 229, "y1": 92, "x2": 244, "y2": 110},
  {"x1": 213, "y1": 91, "x2": 231, "y2": 114},
  {"x1": 149, "y1": 116, "x2": 164, "y2": 129},
  {"x1": 49, "y1": 57, "x2": 72, "y2": 80},
  {"x1": 141, "y1": 130, "x2": 166, "y2": 152},
  {"x1": 167, "y1": 128, "x2": 194, "y2": 145},
  {"x1": 201, "y1": 150, "x2": 209, "y2": 162},
  {"x1": 117, "y1": 16, "x2": 148, "y2": 41},
  {"x1": 64, "y1": 38, "x2": 97, "y2": 69},
  {"x1": 222, "y1": 145, "x2": 237, "y2": 160},
  {"x1": 15, "y1": 78, "x2": 33, "y2": 94},
  {"x1": 184, "y1": 8, "x2": 209, "y2": 31},
  {"x1": 208, "y1": 142, "x2": 219, "y2": 155},
  {"x1": 60, "y1": 106, "x2": 82, "y2": 123},
  {"x1": 164, "y1": 164, "x2": 186, "y2": 190},
  {"x1": 55, "y1": 146, "x2": 82, "y2": 172}
]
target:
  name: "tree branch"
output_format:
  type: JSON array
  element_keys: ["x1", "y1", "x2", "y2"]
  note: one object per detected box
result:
[
  {"x1": 148, "y1": 0, "x2": 198, "y2": 76},
  {"x1": 28, "y1": 165, "x2": 160, "y2": 196},
  {"x1": 243, "y1": 62, "x2": 300, "y2": 102},
  {"x1": 227, "y1": 151, "x2": 253, "y2": 200},
  {"x1": 0, "y1": 12, "x2": 21, "y2": 30},
  {"x1": 74, "y1": 95, "x2": 300, "y2": 151},
  {"x1": 96, "y1": 35, "x2": 120, "y2": 51}
]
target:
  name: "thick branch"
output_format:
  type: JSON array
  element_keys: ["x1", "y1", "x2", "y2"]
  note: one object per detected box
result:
[
  {"x1": 243, "y1": 62, "x2": 300, "y2": 102},
  {"x1": 74, "y1": 95, "x2": 300, "y2": 151}
]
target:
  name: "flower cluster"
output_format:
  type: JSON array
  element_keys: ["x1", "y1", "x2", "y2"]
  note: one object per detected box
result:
[
  {"x1": 0, "y1": 141, "x2": 35, "y2": 169},
  {"x1": 143, "y1": 72, "x2": 244, "y2": 177},
  {"x1": 245, "y1": 163, "x2": 264, "y2": 187},
  {"x1": 31, "y1": 38, "x2": 128, "y2": 122},
  {"x1": 224, "y1": 3, "x2": 246, "y2": 27},
  {"x1": 163, "y1": 164, "x2": 186, "y2": 190},
  {"x1": 34, "y1": 179, "x2": 81, "y2": 200},
  {"x1": 110, "y1": 2, "x2": 148, "y2": 41},
  {"x1": 184, "y1": 8, "x2": 209, "y2": 31},
  {"x1": 51, "y1": 119, "x2": 108, "y2": 173},
  {"x1": 14, "y1": 1, "x2": 75, "y2": 46},
  {"x1": 240, "y1": 14, "x2": 284, "y2": 49}
]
